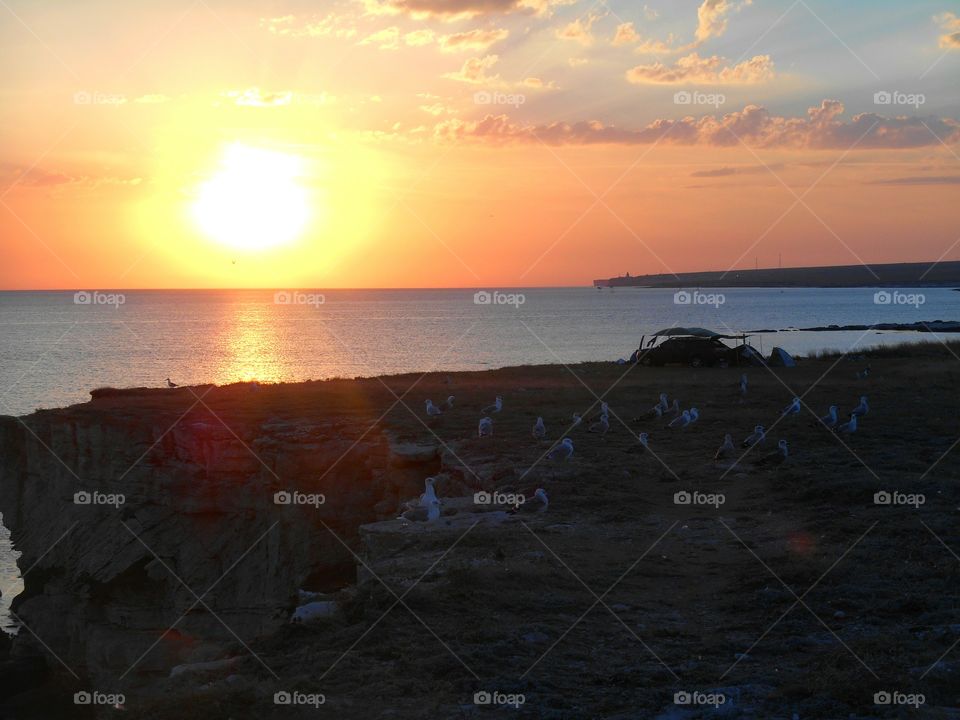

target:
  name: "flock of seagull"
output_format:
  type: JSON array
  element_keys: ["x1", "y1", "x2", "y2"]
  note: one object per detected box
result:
[{"x1": 402, "y1": 371, "x2": 870, "y2": 522}]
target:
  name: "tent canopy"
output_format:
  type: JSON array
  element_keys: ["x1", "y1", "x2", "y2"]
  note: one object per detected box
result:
[{"x1": 650, "y1": 327, "x2": 748, "y2": 340}]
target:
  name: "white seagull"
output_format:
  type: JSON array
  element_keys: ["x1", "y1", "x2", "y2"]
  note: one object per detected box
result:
[
  {"x1": 759, "y1": 439, "x2": 789, "y2": 465},
  {"x1": 478, "y1": 416, "x2": 494, "y2": 437},
  {"x1": 425, "y1": 399, "x2": 443, "y2": 417},
  {"x1": 856, "y1": 365, "x2": 871, "y2": 380},
  {"x1": 419, "y1": 477, "x2": 438, "y2": 507},
  {"x1": 588, "y1": 414, "x2": 610, "y2": 434},
  {"x1": 571, "y1": 413, "x2": 582, "y2": 427},
  {"x1": 547, "y1": 438, "x2": 574, "y2": 460},
  {"x1": 532, "y1": 416, "x2": 546, "y2": 440},
  {"x1": 818, "y1": 405, "x2": 839, "y2": 428},
  {"x1": 687, "y1": 407, "x2": 699, "y2": 424},
  {"x1": 715, "y1": 434, "x2": 734, "y2": 460},
  {"x1": 638, "y1": 432, "x2": 650, "y2": 453},
  {"x1": 851, "y1": 396, "x2": 869, "y2": 417},
  {"x1": 657, "y1": 393, "x2": 669, "y2": 412},
  {"x1": 782, "y1": 397, "x2": 801, "y2": 417},
  {"x1": 668, "y1": 410, "x2": 691, "y2": 429},
  {"x1": 742, "y1": 425, "x2": 765, "y2": 448},
  {"x1": 446, "y1": 395, "x2": 455, "y2": 409},
  {"x1": 401, "y1": 498, "x2": 441, "y2": 522},
  {"x1": 166, "y1": 378, "x2": 178, "y2": 388},
  {"x1": 835, "y1": 413, "x2": 857, "y2": 434},
  {"x1": 511, "y1": 488, "x2": 548, "y2": 515},
  {"x1": 482, "y1": 396, "x2": 503, "y2": 414}
]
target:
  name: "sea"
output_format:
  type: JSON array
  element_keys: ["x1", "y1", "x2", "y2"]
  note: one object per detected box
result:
[{"x1": 0, "y1": 286, "x2": 958, "y2": 630}]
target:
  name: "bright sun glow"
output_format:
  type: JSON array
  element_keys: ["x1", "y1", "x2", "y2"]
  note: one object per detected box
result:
[{"x1": 191, "y1": 144, "x2": 311, "y2": 251}]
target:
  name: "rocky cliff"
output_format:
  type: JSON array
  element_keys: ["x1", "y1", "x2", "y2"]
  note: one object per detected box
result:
[{"x1": 0, "y1": 382, "x2": 440, "y2": 695}]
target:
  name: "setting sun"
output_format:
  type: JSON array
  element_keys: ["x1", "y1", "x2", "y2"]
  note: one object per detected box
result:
[{"x1": 191, "y1": 144, "x2": 311, "y2": 251}]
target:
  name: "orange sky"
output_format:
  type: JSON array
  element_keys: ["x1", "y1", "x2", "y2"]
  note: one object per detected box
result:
[{"x1": 1, "y1": 0, "x2": 958, "y2": 289}]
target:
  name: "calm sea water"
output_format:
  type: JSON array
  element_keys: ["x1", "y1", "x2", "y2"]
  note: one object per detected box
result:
[{"x1": 0, "y1": 286, "x2": 958, "y2": 630}]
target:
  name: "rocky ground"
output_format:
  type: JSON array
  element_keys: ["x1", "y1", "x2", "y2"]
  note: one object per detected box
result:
[{"x1": 2, "y1": 345, "x2": 960, "y2": 719}]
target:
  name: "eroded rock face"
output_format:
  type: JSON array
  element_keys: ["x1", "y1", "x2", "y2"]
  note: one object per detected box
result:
[{"x1": 0, "y1": 392, "x2": 439, "y2": 690}]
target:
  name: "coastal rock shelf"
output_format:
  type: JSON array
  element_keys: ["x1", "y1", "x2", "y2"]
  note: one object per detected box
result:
[{"x1": 0, "y1": 383, "x2": 440, "y2": 688}]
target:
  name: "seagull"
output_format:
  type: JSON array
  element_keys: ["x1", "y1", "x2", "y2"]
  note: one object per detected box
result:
[
  {"x1": 851, "y1": 396, "x2": 869, "y2": 417},
  {"x1": 758, "y1": 439, "x2": 788, "y2": 465},
  {"x1": 742, "y1": 425, "x2": 765, "y2": 448},
  {"x1": 401, "y1": 498, "x2": 441, "y2": 522},
  {"x1": 856, "y1": 365, "x2": 871, "y2": 380},
  {"x1": 781, "y1": 397, "x2": 801, "y2": 417},
  {"x1": 666, "y1": 399, "x2": 681, "y2": 418},
  {"x1": 588, "y1": 414, "x2": 610, "y2": 434},
  {"x1": 478, "y1": 416, "x2": 494, "y2": 438},
  {"x1": 638, "y1": 432, "x2": 650, "y2": 453},
  {"x1": 687, "y1": 407, "x2": 699, "y2": 424},
  {"x1": 817, "y1": 405, "x2": 839, "y2": 428},
  {"x1": 446, "y1": 395, "x2": 455, "y2": 409},
  {"x1": 510, "y1": 488, "x2": 548, "y2": 515},
  {"x1": 637, "y1": 398, "x2": 664, "y2": 420},
  {"x1": 482, "y1": 396, "x2": 503, "y2": 414},
  {"x1": 835, "y1": 413, "x2": 857, "y2": 434},
  {"x1": 571, "y1": 413, "x2": 582, "y2": 427},
  {"x1": 165, "y1": 378, "x2": 178, "y2": 388},
  {"x1": 657, "y1": 393, "x2": 669, "y2": 412},
  {"x1": 532, "y1": 416, "x2": 546, "y2": 440},
  {"x1": 668, "y1": 410, "x2": 691, "y2": 429},
  {"x1": 419, "y1": 477, "x2": 438, "y2": 507},
  {"x1": 739, "y1": 374, "x2": 748, "y2": 395},
  {"x1": 547, "y1": 438, "x2": 574, "y2": 460},
  {"x1": 714, "y1": 434, "x2": 734, "y2": 460},
  {"x1": 425, "y1": 399, "x2": 443, "y2": 417}
]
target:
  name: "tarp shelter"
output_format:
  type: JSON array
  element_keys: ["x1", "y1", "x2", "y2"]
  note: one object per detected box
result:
[{"x1": 768, "y1": 347, "x2": 797, "y2": 367}]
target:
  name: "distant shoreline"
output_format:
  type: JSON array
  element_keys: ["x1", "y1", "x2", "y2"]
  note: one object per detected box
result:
[{"x1": 594, "y1": 260, "x2": 960, "y2": 289}]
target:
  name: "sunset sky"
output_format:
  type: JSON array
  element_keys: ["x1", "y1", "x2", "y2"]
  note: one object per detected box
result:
[{"x1": 1, "y1": 0, "x2": 958, "y2": 289}]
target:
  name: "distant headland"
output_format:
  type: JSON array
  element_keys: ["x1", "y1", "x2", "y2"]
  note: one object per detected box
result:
[{"x1": 593, "y1": 260, "x2": 960, "y2": 289}]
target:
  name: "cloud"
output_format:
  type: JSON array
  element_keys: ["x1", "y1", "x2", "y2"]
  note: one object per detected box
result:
[
  {"x1": 690, "y1": 164, "x2": 781, "y2": 177},
  {"x1": 626, "y1": 52, "x2": 774, "y2": 84},
  {"x1": 935, "y1": 12, "x2": 960, "y2": 49},
  {"x1": 223, "y1": 88, "x2": 293, "y2": 106},
  {"x1": 568, "y1": 57, "x2": 589, "y2": 67},
  {"x1": 869, "y1": 175, "x2": 960, "y2": 185},
  {"x1": 439, "y1": 28, "x2": 509, "y2": 52},
  {"x1": 0, "y1": 163, "x2": 143, "y2": 189},
  {"x1": 260, "y1": 14, "x2": 357, "y2": 38},
  {"x1": 612, "y1": 22, "x2": 640, "y2": 46},
  {"x1": 405, "y1": 28, "x2": 436, "y2": 45},
  {"x1": 432, "y1": 100, "x2": 960, "y2": 149},
  {"x1": 360, "y1": 26, "x2": 401, "y2": 49},
  {"x1": 522, "y1": 76, "x2": 557, "y2": 89},
  {"x1": 442, "y1": 54, "x2": 501, "y2": 83},
  {"x1": 696, "y1": 0, "x2": 751, "y2": 43},
  {"x1": 556, "y1": 13, "x2": 603, "y2": 46},
  {"x1": 359, "y1": 0, "x2": 572, "y2": 19}
]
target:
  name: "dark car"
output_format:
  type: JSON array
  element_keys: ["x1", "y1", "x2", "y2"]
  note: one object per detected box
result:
[{"x1": 636, "y1": 336, "x2": 736, "y2": 367}]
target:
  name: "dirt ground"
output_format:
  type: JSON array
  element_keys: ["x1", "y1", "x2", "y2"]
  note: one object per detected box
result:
[{"x1": 112, "y1": 346, "x2": 960, "y2": 719}]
